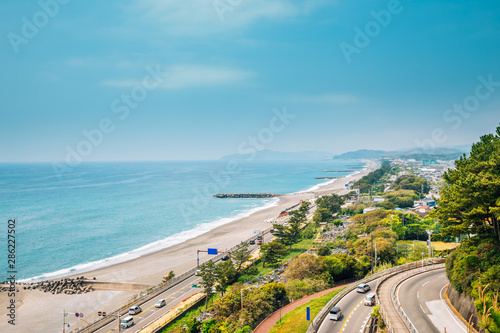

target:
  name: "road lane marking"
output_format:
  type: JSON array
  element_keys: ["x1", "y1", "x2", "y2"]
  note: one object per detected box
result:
[
  {"x1": 417, "y1": 291, "x2": 420, "y2": 299},
  {"x1": 339, "y1": 298, "x2": 364, "y2": 333},
  {"x1": 422, "y1": 280, "x2": 430, "y2": 287},
  {"x1": 419, "y1": 304, "x2": 426, "y2": 313},
  {"x1": 105, "y1": 277, "x2": 201, "y2": 333},
  {"x1": 439, "y1": 284, "x2": 467, "y2": 332}
]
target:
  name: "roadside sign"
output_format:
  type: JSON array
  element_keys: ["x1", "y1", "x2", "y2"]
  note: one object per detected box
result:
[
  {"x1": 80, "y1": 313, "x2": 84, "y2": 318},
  {"x1": 98, "y1": 311, "x2": 102, "y2": 316},
  {"x1": 75, "y1": 313, "x2": 79, "y2": 317},
  {"x1": 207, "y1": 248, "x2": 218, "y2": 255},
  {"x1": 306, "y1": 307, "x2": 310, "y2": 321}
]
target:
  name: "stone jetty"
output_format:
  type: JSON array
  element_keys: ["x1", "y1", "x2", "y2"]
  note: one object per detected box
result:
[
  {"x1": 322, "y1": 170, "x2": 355, "y2": 172},
  {"x1": 1, "y1": 276, "x2": 94, "y2": 295},
  {"x1": 214, "y1": 193, "x2": 282, "y2": 198},
  {"x1": 315, "y1": 177, "x2": 338, "y2": 179}
]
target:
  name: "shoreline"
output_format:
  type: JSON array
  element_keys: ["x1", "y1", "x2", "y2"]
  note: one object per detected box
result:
[
  {"x1": 57, "y1": 161, "x2": 375, "y2": 286},
  {"x1": 20, "y1": 164, "x2": 365, "y2": 284},
  {"x1": 0, "y1": 160, "x2": 377, "y2": 332}
]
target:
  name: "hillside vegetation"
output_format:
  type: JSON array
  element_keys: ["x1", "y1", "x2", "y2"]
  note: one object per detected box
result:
[{"x1": 433, "y1": 125, "x2": 500, "y2": 332}]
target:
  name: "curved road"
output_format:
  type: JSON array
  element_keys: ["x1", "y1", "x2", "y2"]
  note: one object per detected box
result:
[
  {"x1": 397, "y1": 268, "x2": 466, "y2": 333},
  {"x1": 318, "y1": 277, "x2": 383, "y2": 333}
]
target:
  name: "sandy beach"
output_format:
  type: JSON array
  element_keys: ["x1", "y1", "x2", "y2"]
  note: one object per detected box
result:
[{"x1": 0, "y1": 161, "x2": 376, "y2": 332}]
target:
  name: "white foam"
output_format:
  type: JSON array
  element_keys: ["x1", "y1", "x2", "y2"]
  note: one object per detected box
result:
[
  {"x1": 20, "y1": 198, "x2": 280, "y2": 283},
  {"x1": 295, "y1": 166, "x2": 364, "y2": 194}
]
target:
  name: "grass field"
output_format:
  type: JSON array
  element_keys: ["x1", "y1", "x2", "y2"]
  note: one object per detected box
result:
[
  {"x1": 432, "y1": 241, "x2": 460, "y2": 251},
  {"x1": 268, "y1": 289, "x2": 342, "y2": 333}
]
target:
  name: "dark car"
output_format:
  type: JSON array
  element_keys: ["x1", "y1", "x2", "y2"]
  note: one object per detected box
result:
[
  {"x1": 249, "y1": 239, "x2": 255, "y2": 245},
  {"x1": 221, "y1": 254, "x2": 230, "y2": 261}
]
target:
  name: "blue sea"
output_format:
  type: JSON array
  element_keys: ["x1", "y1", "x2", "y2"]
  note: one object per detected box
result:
[{"x1": 0, "y1": 160, "x2": 364, "y2": 281}]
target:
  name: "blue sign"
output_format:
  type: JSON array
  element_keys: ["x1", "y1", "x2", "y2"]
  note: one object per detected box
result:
[
  {"x1": 207, "y1": 248, "x2": 218, "y2": 255},
  {"x1": 306, "y1": 307, "x2": 310, "y2": 321}
]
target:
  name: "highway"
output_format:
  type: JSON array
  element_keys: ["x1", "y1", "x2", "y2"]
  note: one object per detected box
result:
[
  {"x1": 91, "y1": 204, "x2": 313, "y2": 332},
  {"x1": 317, "y1": 277, "x2": 383, "y2": 333},
  {"x1": 397, "y1": 268, "x2": 467, "y2": 333},
  {"x1": 93, "y1": 231, "x2": 276, "y2": 333},
  {"x1": 95, "y1": 274, "x2": 203, "y2": 333}
]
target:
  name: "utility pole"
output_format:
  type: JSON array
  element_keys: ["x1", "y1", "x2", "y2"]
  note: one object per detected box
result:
[
  {"x1": 390, "y1": 215, "x2": 393, "y2": 232},
  {"x1": 426, "y1": 230, "x2": 434, "y2": 258},
  {"x1": 118, "y1": 309, "x2": 121, "y2": 333},
  {"x1": 63, "y1": 310, "x2": 66, "y2": 333},
  {"x1": 374, "y1": 243, "x2": 377, "y2": 269},
  {"x1": 370, "y1": 229, "x2": 374, "y2": 274}
]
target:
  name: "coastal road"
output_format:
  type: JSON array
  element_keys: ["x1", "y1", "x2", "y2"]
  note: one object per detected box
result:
[
  {"x1": 317, "y1": 278, "x2": 383, "y2": 333},
  {"x1": 397, "y1": 268, "x2": 467, "y2": 333},
  {"x1": 93, "y1": 232, "x2": 275, "y2": 333},
  {"x1": 95, "y1": 275, "x2": 203, "y2": 333}
]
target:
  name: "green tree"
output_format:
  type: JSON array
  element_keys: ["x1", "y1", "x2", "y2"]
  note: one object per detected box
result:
[
  {"x1": 232, "y1": 241, "x2": 251, "y2": 275},
  {"x1": 313, "y1": 207, "x2": 332, "y2": 224},
  {"x1": 199, "y1": 260, "x2": 217, "y2": 309},
  {"x1": 260, "y1": 239, "x2": 287, "y2": 267},
  {"x1": 382, "y1": 190, "x2": 419, "y2": 208},
  {"x1": 298, "y1": 201, "x2": 311, "y2": 216},
  {"x1": 353, "y1": 161, "x2": 391, "y2": 193},
  {"x1": 316, "y1": 194, "x2": 344, "y2": 215},
  {"x1": 433, "y1": 125, "x2": 500, "y2": 247},
  {"x1": 162, "y1": 270, "x2": 175, "y2": 283},
  {"x1": 317, "y1": 244, "x2": 331, "y2": 256},
  {"x1": 392, "y1": 175, "x2": 430, "y2": 195},
  {"x1": 215, "y1": 260, "x2": 237, "y2": 296}
]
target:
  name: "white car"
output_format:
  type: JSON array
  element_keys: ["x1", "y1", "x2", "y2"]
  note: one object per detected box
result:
[
  {"x1": 129, "y1": 306, "x2": 142, "y2": 315},
  {"x1": 121, "y1": 316, "x2": 134, "y2": 328},
  {"x1": 357, "y1": 283, "x2": 370, "y2": 293},
  {"x1": 155, "y1": 299, "x2": 166, "y2": 308}
]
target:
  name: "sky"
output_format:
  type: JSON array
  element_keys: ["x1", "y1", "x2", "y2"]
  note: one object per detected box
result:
[{"x1": 1, "y1": 0, "x2": 499, "y2": 162}]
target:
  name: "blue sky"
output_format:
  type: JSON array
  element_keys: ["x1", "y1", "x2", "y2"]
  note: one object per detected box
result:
[{"x1": 1, "y1": 0, "x2": 499, "y2": 162}]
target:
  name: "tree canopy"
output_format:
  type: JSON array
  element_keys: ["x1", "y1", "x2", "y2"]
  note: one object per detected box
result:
[{"x1": 433, "y1": 125, "x2": 500, "y2": 247}]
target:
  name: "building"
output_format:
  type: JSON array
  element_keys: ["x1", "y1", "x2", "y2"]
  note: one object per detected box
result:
[{"x1": 363, "y1": 207, "x2": 380, "y2": 214}]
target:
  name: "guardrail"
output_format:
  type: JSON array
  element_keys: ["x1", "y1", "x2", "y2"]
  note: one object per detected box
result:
[
  {"x1": 306, "y1": 258, "x2": 445, "y2": 333},
  {"x1": 388, "y1": 261, "x2": 445, "y2": 333},
  {"x1": 72, "y1": 229, "x2": 273, "y2": 333}
]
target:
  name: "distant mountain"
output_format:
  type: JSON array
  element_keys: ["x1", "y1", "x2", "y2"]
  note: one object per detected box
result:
[
  {"x1": 331, "y1": 149, "x2": 388, "y2": 160},
  {"x1": 220, "y1": 150, "x2": 333, "y2": 161},
  {"x1": 333, "y1": 146, "x2": 469, "y2": 161}
]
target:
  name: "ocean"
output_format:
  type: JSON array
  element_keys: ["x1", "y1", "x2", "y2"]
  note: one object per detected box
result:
[{"x1": 0, "y1": 160, "x2": 364, "y2": 281}]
